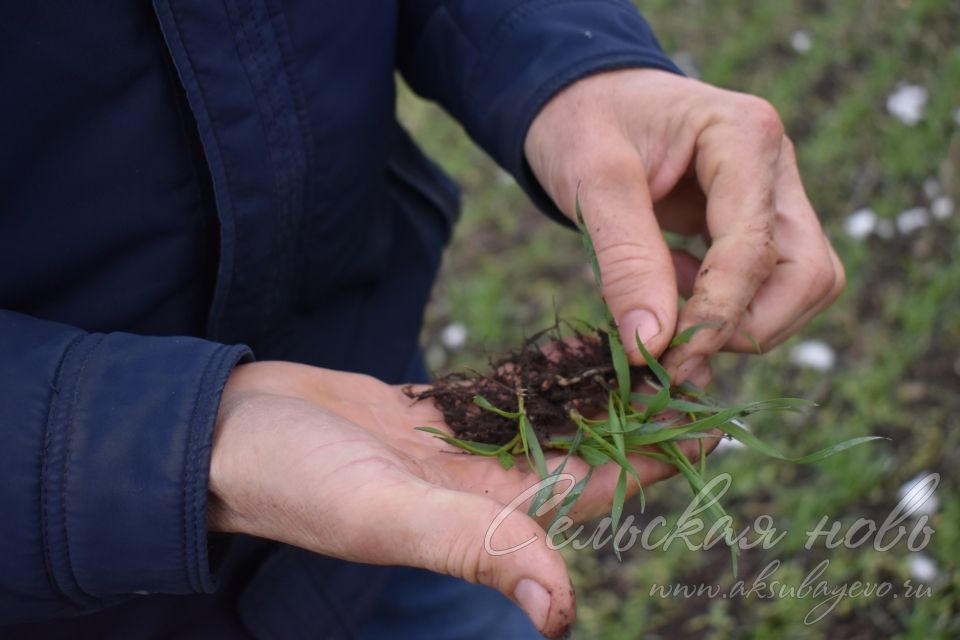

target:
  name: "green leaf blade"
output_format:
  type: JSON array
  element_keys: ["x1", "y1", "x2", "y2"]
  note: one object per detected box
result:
[
  {"x1": 415, "y1": 427, "x2": 504, "y2": 456},
  {"x1": 474, "y1": 395, "x2": 521, "y2": 419}
]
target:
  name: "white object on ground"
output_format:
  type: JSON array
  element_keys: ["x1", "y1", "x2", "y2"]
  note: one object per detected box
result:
[
  {"x1": 922, "y1": 178, "x2": 941, "y2": 199},
  {"x1": 897, "y1": 472, "x2": 940, "y2": 518},
  {"x1": 908, "y1": 553, "x2": 938, "y2": 583},
  {"x1": 844, "y1": 208, "x2": 878, "y2": 240},
  {"x1": 896, "y1": 207, "x2": 930, "y2": 235},
  {"x1": 790, "y1": 30, "x2": 813, "y2": 54},
  {"x1": 931, "y1": 196, "x2": 955, "y2": 220},
  {"x1": 886, "y1": 84, "x2": 928, "y2": 126},
  {"x1": 789, "y1": 340, "x2": 836, "y2": 372},
  {"x1": 440, "y1": 322, "x2": 468, "y2": 350}
]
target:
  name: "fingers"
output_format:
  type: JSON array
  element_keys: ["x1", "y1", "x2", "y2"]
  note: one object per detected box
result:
[
  {"x1": 721, "y1": 138, "x2": 845, "y2": 352},
  {"x1": 662, "y1": 97, "x2": 785, "y2": 379},
  {"x1": 214, "y1": 391, "x2": 574, "y2": 636},
  {"x1": 577, "y1": 149, "x2": 679, "y2": 361},
  {"x1": 370, "y1": 476, "x2": 576, "y2": 638},
  {"x1": 757, "y1": 239, "x2": 844, "y2": 348},
  {"x1": 524, "y1": 69, "x2": 844, "y2": 377}
]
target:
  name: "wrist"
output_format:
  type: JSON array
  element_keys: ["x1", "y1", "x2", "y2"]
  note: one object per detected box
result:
[{"x1": 207, "y1": 379, "x2": 257, "y2": 535}]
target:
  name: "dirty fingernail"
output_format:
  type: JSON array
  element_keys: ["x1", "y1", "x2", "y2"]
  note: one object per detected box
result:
[
  {"x1": 515, "y1": 579, "x2": 551, "y2": 631},
  {"x1": 622, "y1": 309, "x2": 660, "y2": 349}
]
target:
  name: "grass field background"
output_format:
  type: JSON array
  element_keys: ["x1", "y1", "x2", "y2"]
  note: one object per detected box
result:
[{"x1": 399, "y1": 1, "x2": 959, "y2": 637}]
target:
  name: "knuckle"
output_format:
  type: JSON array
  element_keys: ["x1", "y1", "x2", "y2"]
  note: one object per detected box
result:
[
  {"x1": 448, "y1": 531, "x2": 485, "y2": 584},
  {"x1": 433, "y1": 505, "x2": 487, "y2": 582},
  {"x1": 596, "y1": 240, "x2": 658, "y2": 270},
  {"x1": 685, "y1": 289, "x2": 739, "y2": 328},
  {"x1": 740, "y1": 97, "x2": 785, "y2": 141},
  {"x1": 741, "y1": 224, "x2": 779, "y2": 273},
  {"x1": 808, "y1": 262, "x2": 837, "y2": 299},
  {"x1": 451, "y1": 500, "x2": 529, "y2": 584},
  {"x1": 595, "y1": 242, "x2": 665, "y2": 292}
]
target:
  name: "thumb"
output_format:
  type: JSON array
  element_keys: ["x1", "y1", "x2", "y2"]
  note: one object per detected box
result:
[
  {"x1": 579, "y1": 167, "x2": 679, "y2": 360},
  {"x1": 373, "y1": 479, "x2": 575, "y2": 639}
]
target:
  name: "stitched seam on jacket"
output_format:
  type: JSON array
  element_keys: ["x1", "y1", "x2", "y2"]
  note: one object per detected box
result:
[
  {"x1": 240, "y1": 0, "x2": 296, "y2": 319},
  {"x1": 182, "y1": 344, "x2": 224, "y2": 591},
  {"x1": 271, "y1": 1, "x2": 316, "y2": 306},
  {"x1": 156, "y1": 35, "x2": 220, "y2": 312},
  {"x1": 59, "y1": 334, "x2": 106, "y2": 602},
  {"x1": 249, "y1": 0, "x2": 309, "y2": 319},
  {"x1": 263, "y1": 0, "x2": 312, "y2": 308},
  {"x1": 163, "y1": 0, "x2": 239, "y2": 340},
  {"x1": 191, "y1": 345, "x2": 246, "y2": 591},
  {"x1": 226, "y1": 0, "x2": 282, "y2": 320},
  {"x1": 39, "y1": 333, "x2": 85, "y2": 603},
  {"x1": 216, "y1": 0, "x2": 305, "y2": 325},
  {"x1": 193, "y1": 345, "x2": 242, "y2": 590}
]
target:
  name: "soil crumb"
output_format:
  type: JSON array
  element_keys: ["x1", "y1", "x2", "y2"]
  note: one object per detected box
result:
[{"x1": 405, "y1": 326, "x2": 646, "y2": 446}]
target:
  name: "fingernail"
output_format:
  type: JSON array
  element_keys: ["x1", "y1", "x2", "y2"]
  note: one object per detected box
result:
[
  {"x1": 514, "y1": 579, "x2": 551, "y2": 631},
  {"x1": 622, "y1": 309, "x2": 660, "y2": 349}
]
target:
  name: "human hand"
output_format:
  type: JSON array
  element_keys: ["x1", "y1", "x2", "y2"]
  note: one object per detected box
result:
[
  {"x1": 524, "y1": 68, "x2": 844, "y2": 381},
  {"x1": 208, "y1": 361, "x2": 705, "y2": 638}
]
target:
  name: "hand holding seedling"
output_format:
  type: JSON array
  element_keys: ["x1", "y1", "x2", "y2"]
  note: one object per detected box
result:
[
  {"x1": 208, "y1": 69, "x2": 862, "y2": 639},
  {"x1": 524, "y1": 68, "x2": 845, "y2": 378},
  {"x1": 207, "y1": 361, "x2": 705, "y2": 638}
]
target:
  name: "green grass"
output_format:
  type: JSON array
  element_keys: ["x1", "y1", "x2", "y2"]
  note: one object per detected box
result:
[{"x1": 399, "y1": 0, "x2": 960, "y2": 636}]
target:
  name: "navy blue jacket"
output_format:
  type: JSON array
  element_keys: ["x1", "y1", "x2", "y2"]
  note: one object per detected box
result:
[{"x1": 0, "y1": 0, "x2": 678, "y2": 636}]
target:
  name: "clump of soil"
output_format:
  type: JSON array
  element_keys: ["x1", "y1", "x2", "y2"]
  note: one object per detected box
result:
[{"x1": 405, "y1": 326, "x2": 646, "y2": 446}]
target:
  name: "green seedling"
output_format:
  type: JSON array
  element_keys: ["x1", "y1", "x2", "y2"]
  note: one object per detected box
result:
[{"x1": 416, "y1": 190, "x2": 883, "y2": 570}]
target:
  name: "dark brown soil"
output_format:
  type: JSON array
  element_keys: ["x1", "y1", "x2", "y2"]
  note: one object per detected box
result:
[{"x1": 405, "y1": 326, "x2": 646, "y2": 446}]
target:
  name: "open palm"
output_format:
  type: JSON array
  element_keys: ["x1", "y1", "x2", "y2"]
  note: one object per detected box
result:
[{"x1": 208, "y1": 360, "x2": 705, "y2": 638}]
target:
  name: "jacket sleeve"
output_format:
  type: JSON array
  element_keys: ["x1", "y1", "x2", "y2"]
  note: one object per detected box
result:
[
  {"x1": 397, "y1": 0, "x2": 683, "y2": 222},
  {"x1": 0, "y1": 309, "x2": 252, "y2": 623}
]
